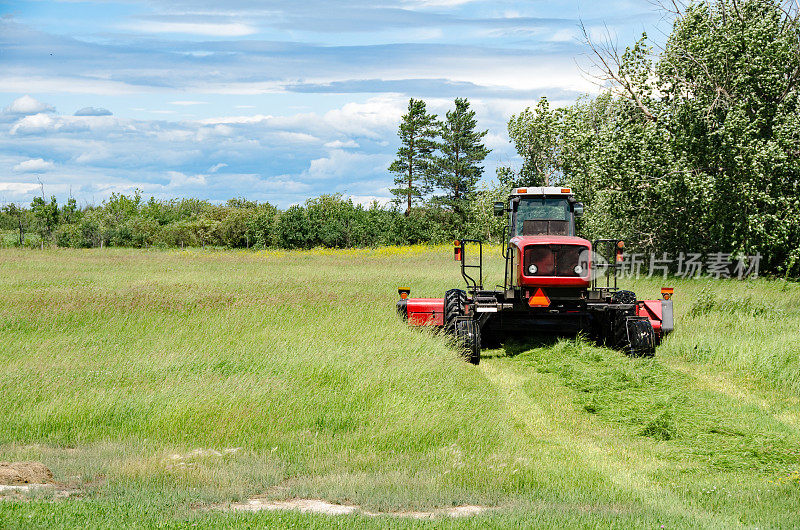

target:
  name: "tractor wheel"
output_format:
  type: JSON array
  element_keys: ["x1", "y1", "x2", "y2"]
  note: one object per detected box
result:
[
  {"x1": 611, "y1": 310, "x2": 656, "y2": 357},
  {"x1": 625, "y1": 317, "x2": 656, "y2": 357},
  {"x1": 454, "y1": 318, "x2": 481, "y2": 365},
  {"x1": 612, "y1": 290, "x2": 637, "y2": 305},
  {"x1": 611, "y1": 309, "x2": 632, "y2": 350},
  {"x1": 444, "y1": 289, "x2": 467, "y2": 333}
]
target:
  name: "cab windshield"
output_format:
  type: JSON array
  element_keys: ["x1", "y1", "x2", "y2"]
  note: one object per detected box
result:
[{"x1": 514, "y1": 198, "x2": 572, "y2": 236}]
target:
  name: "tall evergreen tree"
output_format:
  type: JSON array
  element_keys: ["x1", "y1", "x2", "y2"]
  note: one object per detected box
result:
[
  {"x1": 434, "y1": 98, "x2": 490, "y2": 214},
  {"x1": 389, "y1": 98, "x2": 439, "y2": 215}
]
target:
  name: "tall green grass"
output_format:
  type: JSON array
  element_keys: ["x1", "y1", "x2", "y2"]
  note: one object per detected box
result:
[{"x1": 0, "y1": 247, "x2": 798, "y2": 528}]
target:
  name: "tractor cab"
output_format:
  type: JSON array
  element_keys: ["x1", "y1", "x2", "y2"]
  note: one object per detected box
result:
[
  {"x1": 495, "y1": 187, "x2": 592, "y2": 292},
  {"x1": 501, "y1": 187, "x2": 581, "y2": 237}
]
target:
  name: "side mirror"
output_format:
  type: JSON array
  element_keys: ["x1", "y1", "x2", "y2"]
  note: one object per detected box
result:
[
  {"x1": 574, "y1": 202, "x2": 584, "y2": 218},
  {"x1": 493, "y1": 202, "x2": 505, "y2": 216}
]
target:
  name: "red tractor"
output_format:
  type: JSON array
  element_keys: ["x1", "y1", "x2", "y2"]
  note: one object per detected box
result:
[{"x1": 396, "y1": 187, "x2": 674, "y2": 364}]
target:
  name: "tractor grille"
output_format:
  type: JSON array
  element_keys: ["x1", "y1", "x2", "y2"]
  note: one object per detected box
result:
[{"x1": 523, "y1": 244, "x2": 588, "y2": 277}]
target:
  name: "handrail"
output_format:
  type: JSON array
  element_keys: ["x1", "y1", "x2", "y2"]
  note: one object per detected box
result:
[
  {"x1": 591, "y1": 239, "x2": 623, "y2": 291},
  {"x1": 458, "y1": 239, "x2": 483, "y2": 293}
]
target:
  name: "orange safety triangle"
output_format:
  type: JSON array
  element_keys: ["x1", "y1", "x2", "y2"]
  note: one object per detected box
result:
[{"x1": 528, "y1": 288, "x2": 551, "y2": 307}]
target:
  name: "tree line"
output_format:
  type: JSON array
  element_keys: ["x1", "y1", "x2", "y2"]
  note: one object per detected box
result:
[{"x1": 0, "y1": 190, "x2": 504, "y2": 250}]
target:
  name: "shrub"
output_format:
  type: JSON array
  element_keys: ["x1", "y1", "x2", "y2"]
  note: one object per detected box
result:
[{"x1": 275, "y1": 205, "x2": 310, "y2": 249}]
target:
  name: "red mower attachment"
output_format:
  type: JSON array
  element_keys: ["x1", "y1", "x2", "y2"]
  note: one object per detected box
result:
[
  {"x1": 635, "y1": 288, "x2": 675, "y2": 344},
  {"x1": 396, "y1": 290, "x2": 445, "y2": 326}
]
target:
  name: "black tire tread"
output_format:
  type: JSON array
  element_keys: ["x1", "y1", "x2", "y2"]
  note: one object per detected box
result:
[
  {"x1": 454, "y1": 318, "x2": 481, "y2": 365},
  {"x1": 444, "y1": 289, "x2": 466, "y2": 333},
  {"x1": 612, "y1": 290, "x2": 637, "y2": 305}
]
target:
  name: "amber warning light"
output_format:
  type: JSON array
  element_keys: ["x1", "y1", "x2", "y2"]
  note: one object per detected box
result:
[
  {"x1": 661, "y1": 287, "x2": 674, "y2": 300},
  {"x1": 398, "y1": 288, "x2": 410, "y2": 300},
  {"x1": 454, "y1": 240, "x2": 462, "y2": 261}
]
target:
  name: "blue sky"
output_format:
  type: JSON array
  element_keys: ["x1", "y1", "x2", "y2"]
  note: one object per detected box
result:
[{"x1": 0, "y1": 1, "x2": 668, "y2": 207}]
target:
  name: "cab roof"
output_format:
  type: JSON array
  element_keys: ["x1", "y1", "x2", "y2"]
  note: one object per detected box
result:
[{"x1": 510, "y1": 186, "x2": 574, "y2": 197}]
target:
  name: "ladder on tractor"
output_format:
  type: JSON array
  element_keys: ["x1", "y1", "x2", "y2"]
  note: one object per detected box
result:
[{"x1": 456, "y1": 239, "x2": 498, "y2": 313}]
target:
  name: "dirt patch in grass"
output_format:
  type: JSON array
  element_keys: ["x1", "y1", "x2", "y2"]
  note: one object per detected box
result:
[
  {"x1": 221, "y1": 497, "x2": 491, "y2": 519},
  {"x1": 0, "y1": 462, "x2": 53, "y2": 485}
]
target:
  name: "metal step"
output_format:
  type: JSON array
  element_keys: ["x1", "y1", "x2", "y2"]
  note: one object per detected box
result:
[{"x1": 474, "y1": 294, "x2": 499, "y2": 313}]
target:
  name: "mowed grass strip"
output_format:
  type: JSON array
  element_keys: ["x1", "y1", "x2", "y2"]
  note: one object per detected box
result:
[{"x1": 0, "y1": 247, "x2": 799, "y2": 528}]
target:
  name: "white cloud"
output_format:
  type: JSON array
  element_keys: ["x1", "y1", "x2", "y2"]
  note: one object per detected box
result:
[
  {"x1": 195, "y1": 124, "x2": 234, "y2": 141},
  {"x1": 483, "y1": 132, "x2": 509, "y2": 151},
  {"x1": 166, "y1": 171, "x2": 207, "y2": 188},
  {"x1": 13, "y1": 158, "x2": 55, "y2": 172},
  {"x1": 325, "y1": 139, "x2": 359, "y2": 149},
  {"x1": 74, "y1": 106, "x2": 112, "y2": 116},
  {"x1": 348, "y1": 194, "x2": 391, "y2": 207},
  {"x1": 10, "y1": 113, "x2": 119, "y2": 135},
  {"x1": 402, "y1": 0, "x2": 480, "y2": 6},
  {"x1": 199, "y1": 114, "x2": 272, "y2": 125},
  {"x1": 0, "y1": 96, "x2": 513, "y2": 207},
  {"x1": 549, "y1": 28, "x2": 579, "y2": 43},
  {"x1": 75, "y1": 144, "x2": 112, "y2": 164},
  {"x1": 274, "y1": 131, "x2": 318, "y2": 143},
  {"x1": 304, "y1": 149, "x2": 389, "y2": 180},
  {"x1": 130, "y1": 21, "x2": 257, "y2": 36},
  {"x1": 322, "y1": 96, "x2": 404, "y2": 139},
  {"x1": 0, "y1": 76, "x2": 141, "y2": 96},
  {"x1": 9, "y1": 113, "x2": 56, "y2": 135},
  {"x1": 4, "y1": 95, "x2": 54, "y2": 115},
  {"x1": 263, "y1": 177, "x2": 311, "y2": 193},
  {"x1": 0, "y1": 182, "x2": 40, "y2": 194}
]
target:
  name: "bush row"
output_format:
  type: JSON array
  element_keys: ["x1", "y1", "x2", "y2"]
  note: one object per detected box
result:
[{"x1": 0, "y1": 190, "x2": 506, "y2": 250}]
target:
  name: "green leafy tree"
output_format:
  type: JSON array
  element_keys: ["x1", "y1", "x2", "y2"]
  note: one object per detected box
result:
[
  {"x1": 60, "y1": 197, "x2": 80, "y2": 225},
  {"x1": 31, "y1": 195, "x2": 59, "y2": 244},
  {"x1": 3, "y1": 204, "x2": 29, "y2": 246},
  {"x1": 306, "y1": 194, "x2": 365, "y2": 248},
  {"x1": 433, "y1": 98, "x2": 490, "y2": 216},
  {"x1": 389, "y1": 98, "x2": 440, "y2": 214},
  {"x1": 246, "y1": 203, "x2": 278, "y2": 248},
  {"x1": 218, "y1": 203, "x2": 256, "y2": 248},
  {"x1": 506, "y1": 97, "x2": 561, "y2": 186},
  {"x1": 275, "y1": 205, "x2": 311, "y2": 249},
  {"x1": 463, "y1": 182, "x2": 509, "y2": 242}
]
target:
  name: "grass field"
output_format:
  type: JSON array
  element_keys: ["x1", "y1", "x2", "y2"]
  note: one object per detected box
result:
[{"x1": 1, "y1": 246, "x2": 799, "y2": 528}]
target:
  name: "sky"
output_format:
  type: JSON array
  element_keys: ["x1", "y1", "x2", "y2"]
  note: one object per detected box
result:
[{"x1": 0, "y1": 0, "x2": 669, "y2": 208}]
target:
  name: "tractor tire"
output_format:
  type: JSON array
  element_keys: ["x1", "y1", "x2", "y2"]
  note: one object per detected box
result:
[
  {"x1": 612, "y1": 290, "x2": 637, "y2": 305},
  {"x1": 444, "y1": 289, "x2": 467, "y2": 334},
  {"x1": 611, "y1": 310, "x2": 656, "y2": 357},
  {"x1": 611, "y1": 309, "x2": 631, "y2": 350},
  {"x1": 626, "y1": 317, "x2": 656, "y2": 357},
  {"x1": 454, "y1": 318, "x2": 481, "y2": 365}
]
